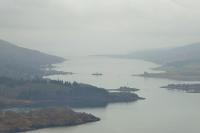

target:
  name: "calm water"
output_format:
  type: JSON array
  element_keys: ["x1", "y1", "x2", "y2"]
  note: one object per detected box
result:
[{"x1": 27, "y1": 56, "x2": 200, "y2": 133}]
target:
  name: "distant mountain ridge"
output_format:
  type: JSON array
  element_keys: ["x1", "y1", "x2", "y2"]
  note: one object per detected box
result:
[
  {"x1": 0, "y1": 39, "x2": 65, "y2": 79},
  {"x1": 127, "y1": 43, "x2": 200, "y2": 64},
  {"x1": 128, "y1": 43, "x2": 200, "y2": 81}
]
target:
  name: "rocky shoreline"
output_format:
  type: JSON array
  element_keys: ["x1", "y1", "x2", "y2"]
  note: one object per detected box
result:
[{"x1": 0, "y1": 107, "x2": 100, "y2": 133}]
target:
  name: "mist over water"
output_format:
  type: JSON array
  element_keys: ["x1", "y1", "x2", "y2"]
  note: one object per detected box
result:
[{"x1": 1, "y1": 0, "x2": 200, "y2": 56}]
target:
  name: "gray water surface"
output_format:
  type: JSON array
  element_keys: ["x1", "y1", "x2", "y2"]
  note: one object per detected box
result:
[{"x1": 27, "y1": 56, "x2": 200, "y2": 133}]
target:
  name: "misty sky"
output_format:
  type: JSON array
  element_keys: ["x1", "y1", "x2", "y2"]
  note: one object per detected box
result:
[{"x1": 0, "y1": 0, "x2": 200, "y2": 56}]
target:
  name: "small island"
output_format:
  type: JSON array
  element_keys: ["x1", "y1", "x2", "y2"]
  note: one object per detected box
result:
[
  {"x1": 109, "y1": 86, "x2": 139, "y2": 92},
  {"x1": 0, "y1": 107, "x2": 100, "y2": 133},
  {"x1": 92, "y1": 73, "x2": 103, "y2": 76},
  {"x1": 44, "y1": 71, "x2": 75, "y2": 76},
  {"x1": 161, "y1": 84, "x2": 200, "y2": 93}
]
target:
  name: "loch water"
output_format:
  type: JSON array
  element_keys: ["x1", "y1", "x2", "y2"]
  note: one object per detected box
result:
[{"x1": 27, "y1": 56, "x2": 200, "y2": 133}]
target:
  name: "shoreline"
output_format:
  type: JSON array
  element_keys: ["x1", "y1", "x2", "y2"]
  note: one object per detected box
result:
[{"x1": 0, "y1": 107, "x2": 100, "y2": 133}]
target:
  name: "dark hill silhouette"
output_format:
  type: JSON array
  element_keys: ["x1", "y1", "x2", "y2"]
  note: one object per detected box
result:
[
  {"x1": 0, "y1": 39, "x2": 65, "y2": 79},
  {"x1": 0, "y1": 39, "x2": 64, "y2": 66}
]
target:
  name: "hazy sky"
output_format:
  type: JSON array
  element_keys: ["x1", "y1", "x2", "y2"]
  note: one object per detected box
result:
[{"x1": 0, "y1": 0, "x2": 200, "y2": 56}]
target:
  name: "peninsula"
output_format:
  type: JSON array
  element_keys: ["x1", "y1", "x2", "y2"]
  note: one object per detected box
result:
[
  {"x1": 0, "y1": 77, "x2": 144, "y2": 109},
  {"x1": 0, "y1": 107, "x2": 100, "y2": 133}
]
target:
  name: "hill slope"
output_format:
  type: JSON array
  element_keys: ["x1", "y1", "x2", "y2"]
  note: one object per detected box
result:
[
  {"x1": 0, "y1": 39, "x2": 65, "y2": 79},
  {"x1": 127, "y1": 43, "x2": 200, "y2": 64},
  {"x1": 128, "y1": 43, "x2": 200, "y2": 81}
]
